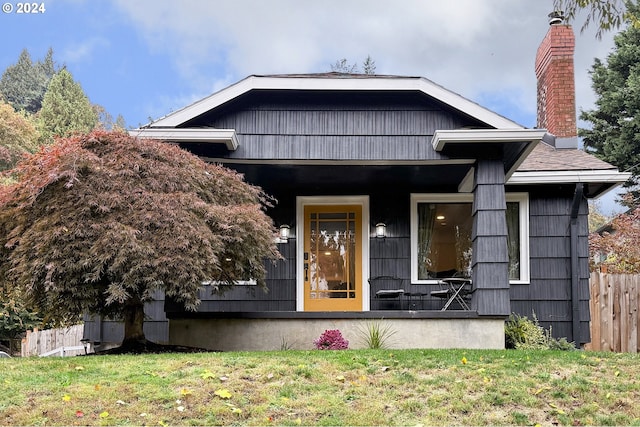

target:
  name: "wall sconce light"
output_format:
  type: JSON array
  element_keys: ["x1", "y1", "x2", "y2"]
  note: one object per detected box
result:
[
  {"x1": 375, "y1": 223, "x2": 386, "y2": 238},
  {"x1": 279, "y1": 224, "x2": 290, "y2": 242}
]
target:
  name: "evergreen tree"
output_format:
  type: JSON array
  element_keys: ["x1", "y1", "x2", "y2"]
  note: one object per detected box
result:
[
  {"x1": 362, "y1": 55, "x2": 377, "y2": 75},
  {"x1": 0, "y1": 48, "x2": 56, "y2": 113},
  {"x1": 330, "y1": 56, "x2": 377, "y2": 74},
  {"x1": 580, "y1": 2, "x2": 640, "y2": 187},
  {"x1": 37, "y1": 69, "x2": 98, "y2": 143}
]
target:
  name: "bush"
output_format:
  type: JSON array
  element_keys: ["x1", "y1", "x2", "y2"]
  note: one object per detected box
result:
[
  {"x1": 505, "y1": 313, "x2": 575, "y2": 351},
  {"x1": 314, "y1": 329, "x2": 349, "y2": 350}
]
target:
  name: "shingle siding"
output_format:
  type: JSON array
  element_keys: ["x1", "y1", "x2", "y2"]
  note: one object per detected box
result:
[{"x1": 511, "y1": 187, "x2": 591, "y2": 344}]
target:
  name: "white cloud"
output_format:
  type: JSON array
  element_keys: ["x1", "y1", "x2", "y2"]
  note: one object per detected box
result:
[
  {"x1": 61, "y1": 37, "x2": 111, "y2": 64},
  {"x1": 113, "y1": 0, "x2": 615, "y2": 126}
]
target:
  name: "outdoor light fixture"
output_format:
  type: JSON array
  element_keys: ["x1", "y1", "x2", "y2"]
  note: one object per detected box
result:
[
  {"x1": 375, "y1": 223, "x2": 386, "y2": 238},
  {"x1": 279, "y1": 224, "x2": 290, "y2": 242}
]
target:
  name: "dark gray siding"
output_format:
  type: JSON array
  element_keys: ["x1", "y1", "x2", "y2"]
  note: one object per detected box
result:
[
  {"x1": 82, "y1": 181, "x2": 589, "y2": 346},
  {"x1": 183, "y1": 91, "x2": 487, "y2": 162},
  {"x1": 471, "y1": 160, "x2": 510, "y2": 316},
  {"x1": 166, "y1": 183, "x2": 590, "y2": 345},
  {"x1": 85, "y1": 89, "x2": 591, "y2": 347},
  {"x1": 186, "y1": 241, "x2": 296, "y2": 313},
  {"x1": 83, "y1": 289, "x2": 168, "y2": 345},
  {"x1": 508, "y1": 185, "x2": 590, "y2": 345}
]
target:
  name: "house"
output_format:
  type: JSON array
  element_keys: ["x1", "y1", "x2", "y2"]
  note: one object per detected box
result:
[{"x1": 83, "y1": 14, "x2": 630, "y2": 351}]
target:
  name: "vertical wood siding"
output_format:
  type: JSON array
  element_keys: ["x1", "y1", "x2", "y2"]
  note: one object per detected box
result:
[{"x1": 192, "y1": 93, "x2": 482, "y2": 161}]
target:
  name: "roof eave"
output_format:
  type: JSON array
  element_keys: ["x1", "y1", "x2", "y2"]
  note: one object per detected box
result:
[
  {"x1": 129, "y1": 128, "x2": 239, "y2": 151},
  {"x1": 508, "y1": 170, "x2": 631, "y2": 185},
  {"x1": 148, "y1": 75, "x2": 523, "y2": 129},
  {"x1": 508, "y1": 170, "x2": 631, "y2": 197},
  {"x1": 431, "y1": 129, "x2": 548, "y2": 150}
]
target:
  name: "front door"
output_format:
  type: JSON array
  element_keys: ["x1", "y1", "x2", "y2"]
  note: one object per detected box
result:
[{"x1": 303, "y1": 205, "x2": 362, "y2": 311}]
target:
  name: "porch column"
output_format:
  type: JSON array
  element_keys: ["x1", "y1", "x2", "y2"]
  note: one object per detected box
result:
[{"x1": 471, "y1": 159, "x2": 510, "y2": 316}]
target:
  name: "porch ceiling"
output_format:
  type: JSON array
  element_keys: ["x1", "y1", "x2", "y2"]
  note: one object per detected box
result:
[{"x1": 227, "y1": 163, "x2": 474, "y2": 195}]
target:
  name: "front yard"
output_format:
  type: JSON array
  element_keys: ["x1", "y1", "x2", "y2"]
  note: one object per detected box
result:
[{"x1": 1, "y1": 349, "x2": 639, "y2": 426}]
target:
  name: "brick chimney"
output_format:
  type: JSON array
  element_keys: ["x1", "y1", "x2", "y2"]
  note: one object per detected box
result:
[{"x1": 535, "y1": 11, "x2": 577, "y2": 148}]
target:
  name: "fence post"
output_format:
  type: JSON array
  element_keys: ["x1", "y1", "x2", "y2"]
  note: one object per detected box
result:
[{"x1": 628, "y1": 274, "x2": 638, "y2": 353}]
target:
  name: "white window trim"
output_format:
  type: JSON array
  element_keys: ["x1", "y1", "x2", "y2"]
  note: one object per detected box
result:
[
  {"x1": 296, "y1": 196, "x2": 370, "y2": 311},
  {"x1": 410, "y1": 193, "x2": 529, "y2": 284},
  {"x1": 202, "y1": 280, "x2": 257, "y2": 286}
]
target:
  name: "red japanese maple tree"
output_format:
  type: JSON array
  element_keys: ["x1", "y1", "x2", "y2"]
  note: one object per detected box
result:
[
  {"x1": 590, "y1": 203, "x2": 640, "y2": 273},
  {"x1": 0, "y1": 130, "x2": 280, "y2": 349}
]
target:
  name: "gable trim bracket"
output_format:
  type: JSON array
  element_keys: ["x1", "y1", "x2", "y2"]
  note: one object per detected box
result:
[
  {"x1": 431, "y1": 129, "x2": 547, "y2": 151},
  {"x1": 432, "y1": 129, "x2": 547, "y2": 178},
  {"x1": 129, "y1": 128, "x2": 239, "y2": 151}
]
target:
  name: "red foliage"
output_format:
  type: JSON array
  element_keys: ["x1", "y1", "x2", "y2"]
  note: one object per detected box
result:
[
  {"x1": 590, "y1": 206, "x2": 640, "y2": 273},
  {"x1": 0, "y1": 130, "x2": 280, "y2": 341}
]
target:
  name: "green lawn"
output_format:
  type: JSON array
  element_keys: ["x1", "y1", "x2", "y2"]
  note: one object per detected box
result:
[{"x1": 1, "y1": 349, "x2": 639, "y2": 426}]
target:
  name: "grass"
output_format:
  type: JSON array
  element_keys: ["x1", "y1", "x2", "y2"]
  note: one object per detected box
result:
[{"x1": 1, "y1": 349, "x2": 640, "y2": 426}]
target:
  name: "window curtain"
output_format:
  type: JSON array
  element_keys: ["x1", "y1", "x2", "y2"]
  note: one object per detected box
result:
[
  {"x1": 455, "y1": 225, "x2": 472, "y2": 278},
  {"x1": 506, "y1": 202, "x2": 520, "y2": 279},
  {"x1": 417, "y1": 203, "x2": 436, "y2": 279}
]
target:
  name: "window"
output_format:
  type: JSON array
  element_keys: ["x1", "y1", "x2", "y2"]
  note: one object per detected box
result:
[
  {"x1": 202, "y1": 280, "x2": 257, "y2": 287},
  {"x1": 410, "y1": 193, "x2": 529, "y2": 283}
]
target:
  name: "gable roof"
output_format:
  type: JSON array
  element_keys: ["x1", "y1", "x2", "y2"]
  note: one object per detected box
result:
[{"x1": 147, "y1": 73, "x2": 523, "y2": 130}]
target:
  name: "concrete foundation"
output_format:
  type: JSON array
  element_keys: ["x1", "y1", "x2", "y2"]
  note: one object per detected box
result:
[{"x1": 168, "y1": 317, "x2": 505, "y2": 351}]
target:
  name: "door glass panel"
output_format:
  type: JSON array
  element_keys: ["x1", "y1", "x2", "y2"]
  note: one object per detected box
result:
[{"x1": 309, "y1": 212, "x2": 356, "y2": 300}]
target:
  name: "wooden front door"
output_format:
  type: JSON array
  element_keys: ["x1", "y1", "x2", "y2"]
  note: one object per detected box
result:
[{"x1": 303, "y1": 205, "x2": 362, "y2": 311}]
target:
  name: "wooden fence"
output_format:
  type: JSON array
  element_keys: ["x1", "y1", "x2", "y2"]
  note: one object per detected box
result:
[
  {"x1": 588, "y1": 272, "x2": 639, "y2": 353},
  {"x1": 21, "y1": 324, "x2": 89, "y2": 357}
]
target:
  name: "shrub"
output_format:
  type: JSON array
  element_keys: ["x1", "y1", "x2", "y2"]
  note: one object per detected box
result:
[
  {"x1": 505, "y1": 313, "x2": 547, "y2": 350},
  {"x1": 314, "y1": 329, "x2": 349, "y2": 350},
  {"x1": 505, "y1": 312, "x2": 575, "y2": 351}
]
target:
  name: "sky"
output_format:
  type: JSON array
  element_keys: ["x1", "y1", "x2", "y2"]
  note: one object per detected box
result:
[{"x1": 0, "y1": 0, "x2": 624, "y2": 212}]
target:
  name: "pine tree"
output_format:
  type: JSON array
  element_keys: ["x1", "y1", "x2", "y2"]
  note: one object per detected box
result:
[
  {"x1": 0, "y1": 48, "x2": 56, "y2": 113},
  {"x1": 362, "y1": 55, "x2": 376, "y2": 75},
  {"x1": 37, "y1": 69, "x2": 98, "y2": 143},
  {"x1": 580, "y1": 2, "x2": 640, "y2": 187},
  {"x1": 330, "y1": 56, "x2": 377, "y2": 74}
]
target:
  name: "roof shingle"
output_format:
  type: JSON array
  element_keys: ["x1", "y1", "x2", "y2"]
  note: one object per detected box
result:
[{"x1": 517, "y1": 142, "x2": 617, "y2": 172}]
